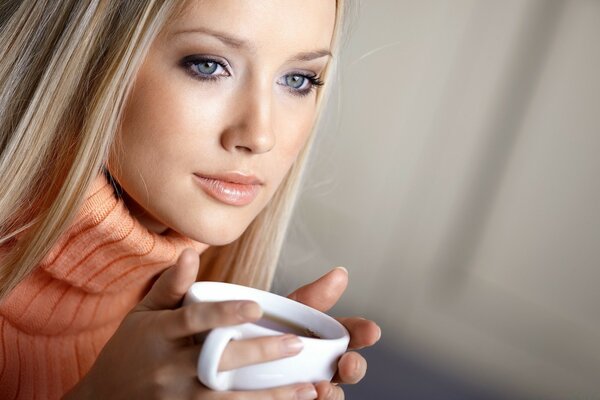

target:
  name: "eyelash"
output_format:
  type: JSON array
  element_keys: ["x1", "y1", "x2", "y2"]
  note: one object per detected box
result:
[{"x1": 180, "y1": 55, "x2": 324, "y2": 97}]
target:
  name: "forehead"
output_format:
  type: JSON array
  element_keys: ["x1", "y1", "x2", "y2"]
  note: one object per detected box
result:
[{"x1": 165, "y1": 0, "x2": 337, "y2": 54}]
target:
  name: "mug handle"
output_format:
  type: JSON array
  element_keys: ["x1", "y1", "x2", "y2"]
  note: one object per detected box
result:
[{"x1": 197, "y1": 327, "x2": 243, "y2": 391}]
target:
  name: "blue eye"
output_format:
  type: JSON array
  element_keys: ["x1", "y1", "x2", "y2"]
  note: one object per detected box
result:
[
  {"x1": 196, "y1": 60, "x2": 219, "y2": 75},
  {"x1": 280, "y1": 73, "x2": 324, "y2": 97},
  {"x1": 181, "y1": 56, "x2": 230, "y2": 81},
  {"x1": 286, "y1": 75, "x2": 306, "y2": 89},
  {"x1": 180, "y1": 55, "x2": 325, "y2": 97}
]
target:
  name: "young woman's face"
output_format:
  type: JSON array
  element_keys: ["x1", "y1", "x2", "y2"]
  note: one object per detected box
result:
[{"x1": 109, "y1": 0, "x2": 336, "y2": 244}]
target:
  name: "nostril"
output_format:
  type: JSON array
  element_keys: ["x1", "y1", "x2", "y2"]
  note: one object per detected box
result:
[{"x1": 235, "y1": 145, "x2": 253, "y2": 153}]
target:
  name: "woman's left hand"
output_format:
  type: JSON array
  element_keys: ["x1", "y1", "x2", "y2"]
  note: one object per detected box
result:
[{"x1": 286, "y1": 267, "x2": 382, "y2": 400}]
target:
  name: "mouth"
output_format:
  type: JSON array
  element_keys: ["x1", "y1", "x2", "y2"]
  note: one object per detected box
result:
[{"x1": 192, "y1": 172, "x2": 262, "y2": 206}]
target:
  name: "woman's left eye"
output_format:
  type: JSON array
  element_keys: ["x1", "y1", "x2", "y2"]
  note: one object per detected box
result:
[
  {"x1": 286, "y1": 75, "x2": 308, "y2": 89},
  {"x1": 279, "y1": 73, "x2": 324, "y2": 97},
  {"x1": 181, "y1": 56, "x2": 230, "y2": 81}
]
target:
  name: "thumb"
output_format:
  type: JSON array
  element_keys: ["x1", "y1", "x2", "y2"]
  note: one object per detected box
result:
[
  {"x1": 136, "y1": 248, "x2": 200, "y2": 311},
  {"x1": 287, "y1": 266, "x2": 349, "y2": 312}
]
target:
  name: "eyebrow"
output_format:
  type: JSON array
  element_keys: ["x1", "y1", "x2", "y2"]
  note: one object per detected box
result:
[{"x1": 173, "y1": 26, "x2": 332, "y2": 62}]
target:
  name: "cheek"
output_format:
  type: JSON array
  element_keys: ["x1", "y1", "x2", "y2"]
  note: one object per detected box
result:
[
  {"x1": 119, "y1": 79, "x2": 187, "y2": 161},
  {"x1": 116, "y1": 80, "x2": 175, "y2": 173},
  {"x1": 114, "y1": 70, "x2": 227, "y2": 178},
  {"x1": 273, "y1": 104, "x2": 316, "y2": 170}
]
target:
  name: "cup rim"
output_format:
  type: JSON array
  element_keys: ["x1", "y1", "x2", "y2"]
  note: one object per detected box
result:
[{"x1": 186, "y1": 281, "x2": 350, "y2": 342}]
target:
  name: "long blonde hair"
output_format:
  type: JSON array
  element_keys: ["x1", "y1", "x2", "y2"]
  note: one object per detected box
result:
[{"x1": 0, "y1": 0, "x2": 348, "y2": 300}]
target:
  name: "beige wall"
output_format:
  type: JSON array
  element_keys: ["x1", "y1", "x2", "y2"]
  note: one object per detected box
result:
[{"x1": 277, "y1": 1, "x2": 600, "y2": 398}]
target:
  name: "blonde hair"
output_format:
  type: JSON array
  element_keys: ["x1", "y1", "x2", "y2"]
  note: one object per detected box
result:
[{"x1": 0, "y1": 0, "x2": 348, "y2": 300}]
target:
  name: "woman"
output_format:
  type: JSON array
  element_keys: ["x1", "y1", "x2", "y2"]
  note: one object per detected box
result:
[{"x1": 0, "y1": 0, "x2": 380, "y2": 399}]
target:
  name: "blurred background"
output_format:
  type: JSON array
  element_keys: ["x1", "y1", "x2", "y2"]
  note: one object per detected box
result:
[{"x1": 273, "y1": 0, "x2": 600, "y2": 399}]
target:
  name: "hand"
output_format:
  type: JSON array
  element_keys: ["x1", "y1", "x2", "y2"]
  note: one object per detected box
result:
[
  {"x1": 64, "y1": 248, "x2": 319, "y2": 400},
  {"x1": 287, "y1": 267, "x2": 382, "y2": 400}
]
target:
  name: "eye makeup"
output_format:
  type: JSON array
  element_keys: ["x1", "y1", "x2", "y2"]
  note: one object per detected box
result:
[{"x1": 179, "y1": 54, "x2": 325, "y2": 97}]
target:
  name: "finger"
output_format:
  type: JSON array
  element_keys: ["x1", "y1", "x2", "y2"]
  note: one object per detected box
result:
[
  {"x1": 315, "y1": 381, "x2": 345, "y2": 400},
  {"x1": 335, "y1": 317, "x2": 381, "y2": 349},
  {"x1": 286, "y1": 267, "x2": 348, "y2": 312},
  {"x1": 136, "y1": 248, "x2": 200, "y2": 311},
  {"x1": 218, "y1": 334, "x2": 304, "y2": 371},
  {"x1": 331, "y1": 352, "x2": 366, "y2": 384},
  {"x1": 160, "y1": 300, "x2": 263, "y2": 340},
  {"x1": 195, "y1": 383, "x2": 318, "y2": 400}
]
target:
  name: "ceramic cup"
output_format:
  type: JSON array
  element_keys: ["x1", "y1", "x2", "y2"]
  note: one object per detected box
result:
[{"x1": 183, "y1": 281, "x2": 350, "y2": 391}]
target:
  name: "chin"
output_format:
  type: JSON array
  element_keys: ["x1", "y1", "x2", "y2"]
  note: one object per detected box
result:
[{"x1": 173, "y1": 218, "x2": 251, "y2": 247}]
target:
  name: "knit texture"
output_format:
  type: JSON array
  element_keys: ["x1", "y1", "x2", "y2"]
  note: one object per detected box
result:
[{"x1": 0, "y1": 172, "x2": 208, "y2": 399}]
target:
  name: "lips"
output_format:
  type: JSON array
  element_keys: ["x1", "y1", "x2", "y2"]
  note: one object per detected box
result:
[{"x1": 192, "y1": 172, "x2": 262, "y2": 206}]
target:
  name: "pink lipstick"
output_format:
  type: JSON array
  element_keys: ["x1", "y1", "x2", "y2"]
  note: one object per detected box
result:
[{"x1": 192, "y1": 173, "x2": 261, "y2": 206}]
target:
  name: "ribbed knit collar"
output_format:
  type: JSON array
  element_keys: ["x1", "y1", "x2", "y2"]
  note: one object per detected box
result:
[{"x1": 39, "y1": 172, "x2": 209, "y2": 293}]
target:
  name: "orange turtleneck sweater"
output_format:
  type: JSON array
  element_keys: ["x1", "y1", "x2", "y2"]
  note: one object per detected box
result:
[{"x1": 0, "y1": 173, "x2": 208, "y2": 399}]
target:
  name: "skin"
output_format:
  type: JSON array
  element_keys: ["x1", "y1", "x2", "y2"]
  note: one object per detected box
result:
[
  {"x1": 71, "y1": 1, "x2": 382, "y2": 399},
  {"x1": 65, "y1": 250, "x2": 381, "y2": 400},
  {"x1": 108, "y1": 0, "x2": 335, "y2": 244}
]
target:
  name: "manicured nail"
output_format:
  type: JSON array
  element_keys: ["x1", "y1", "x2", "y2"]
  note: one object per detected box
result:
[
  {"x1": 238, "y1": 302, "x2": 262, "y2": 319},
  {"x1": 281, "y1": 334, "x2": 304, "y2": 356},
  {"x1": 296, "y1": 385, "x2": 317, "y2": 400}
]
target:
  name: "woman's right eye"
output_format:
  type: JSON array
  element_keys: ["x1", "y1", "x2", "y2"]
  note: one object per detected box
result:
[{"x1": 181, "y1": 56, "x2": 230, "y2": 81}]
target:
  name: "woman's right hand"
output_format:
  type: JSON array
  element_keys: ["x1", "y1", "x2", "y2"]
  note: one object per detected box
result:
[{"x1": 63, "y1": 248, "x2": 318, "y2": 400}]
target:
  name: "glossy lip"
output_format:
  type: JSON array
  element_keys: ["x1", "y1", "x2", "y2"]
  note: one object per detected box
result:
[{"x1": 192, "y1": 172, "x2": 262, "y2": 206}]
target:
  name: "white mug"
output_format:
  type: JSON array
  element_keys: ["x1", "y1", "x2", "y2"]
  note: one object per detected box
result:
[{"x1": 183, "y1": 281, "x2": 350, "y2": 391}]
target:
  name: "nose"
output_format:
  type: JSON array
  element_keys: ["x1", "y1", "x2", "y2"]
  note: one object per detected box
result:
[{"x1": 220, "y1": 82, "x2": 275, "y2": 154}]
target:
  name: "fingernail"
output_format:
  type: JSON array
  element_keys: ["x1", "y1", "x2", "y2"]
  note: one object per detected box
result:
[
  {"x1": 335, "y1": 266, "x2": 348, "y2": 274},
  {"x1": 296, "y1": 385, "x2": 317, "y2": 400},
  {"x1": 353, "y1": 356, "x2": 362, "y2": 376},
  {"x1": 281, "y1": 334, "x2": 304, "y2": 356},
  {"x1": 238, "y1": 302, "x2": 262, "y2": 319}
]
